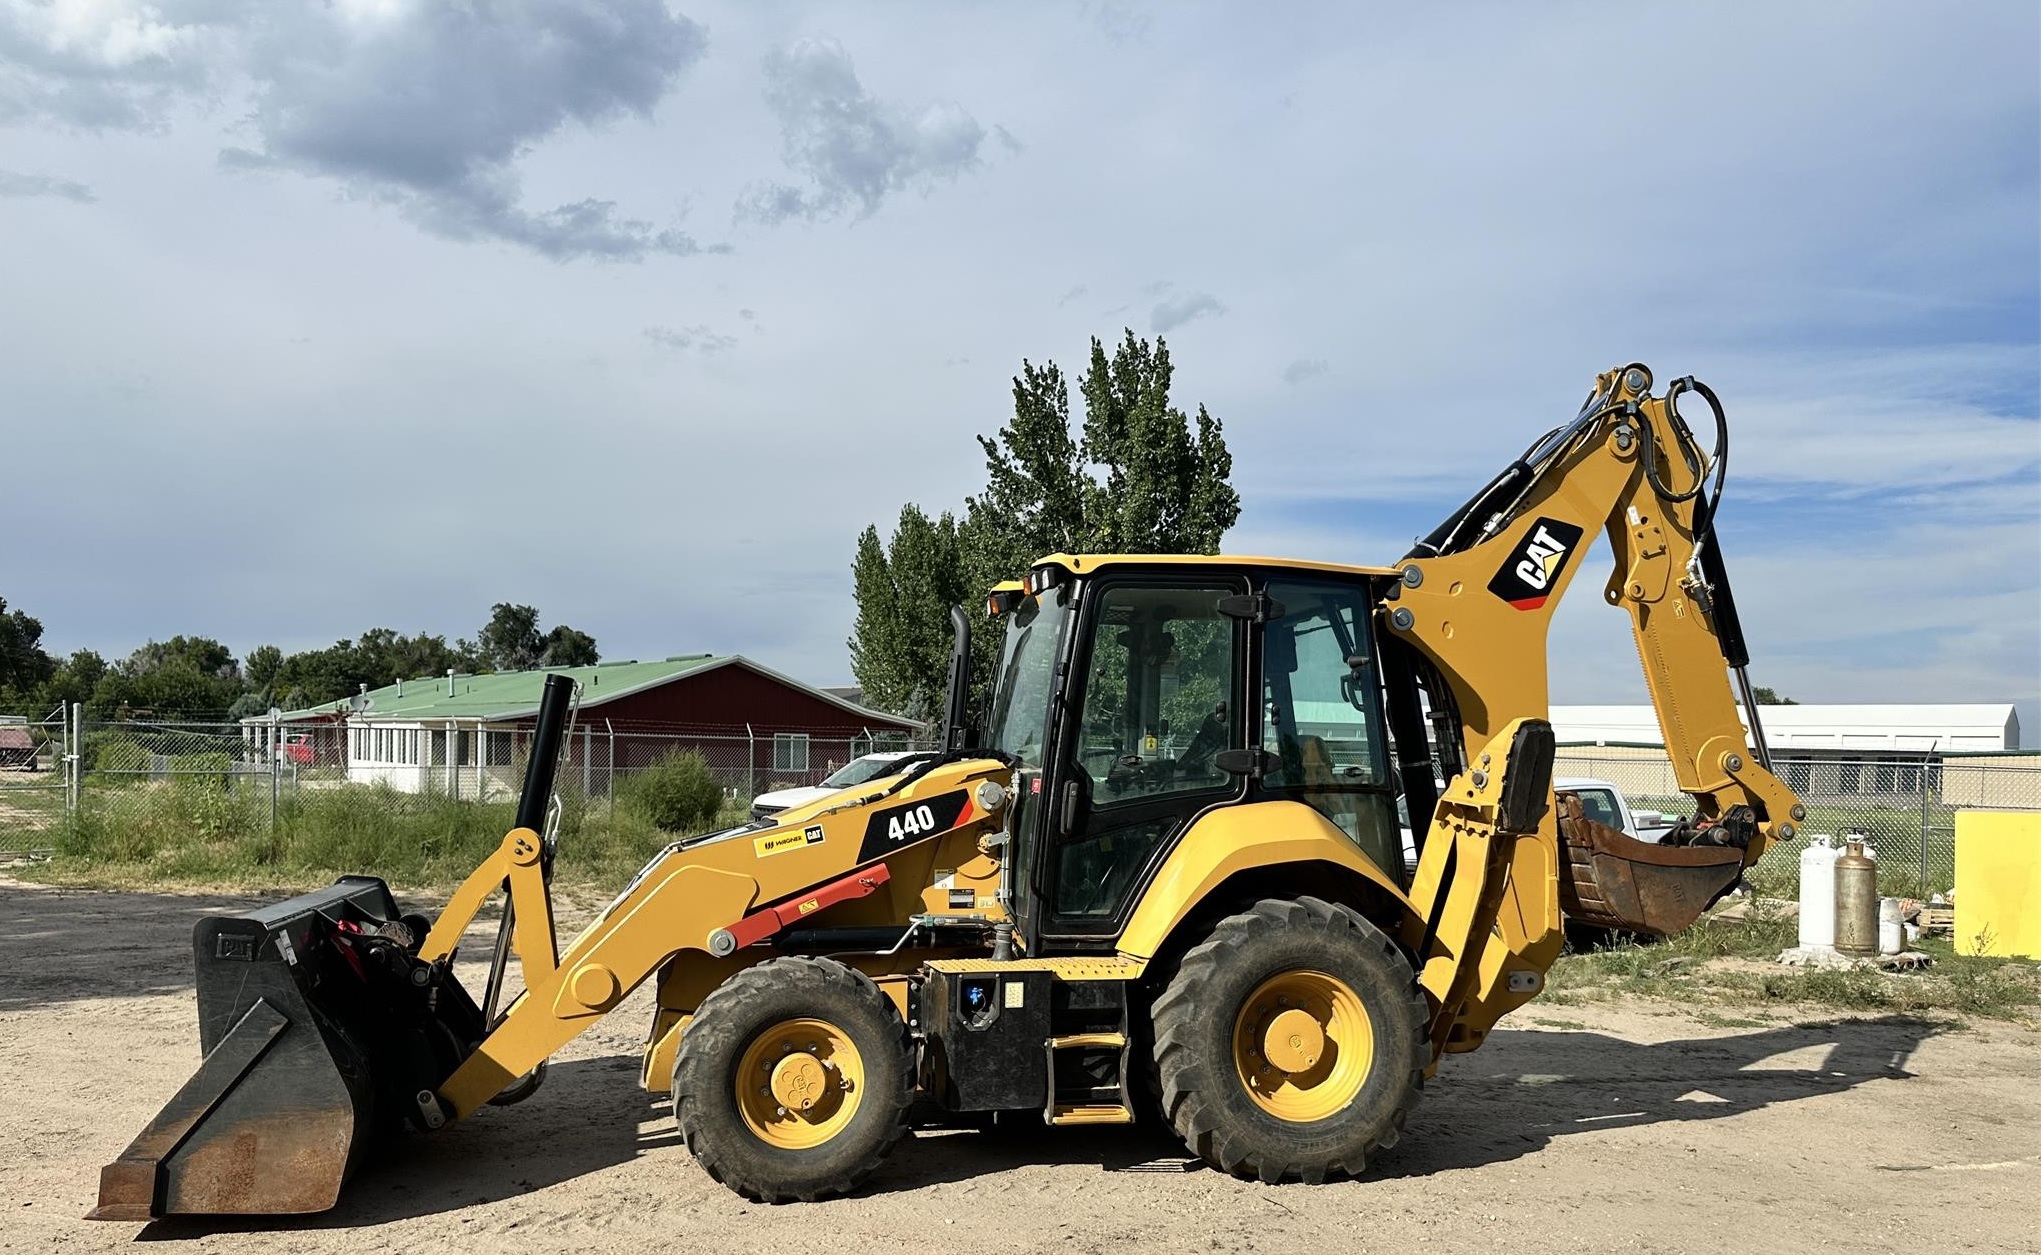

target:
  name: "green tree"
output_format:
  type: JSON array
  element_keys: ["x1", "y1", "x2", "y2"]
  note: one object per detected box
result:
[
  {"x1": 93, "y1": 636, "x2": 245, "y2": 716},
  {"x1": 476, "y1": 603, "x2": 545, "y2": 671},
  {"x1": 1752, "y1": 687, "x2": 1798, "y2": 706},
  {"x1": 267, "y1": 630, "x2": 479, "y2": 710},
  {"x1": 542, "y1": 625, "x2": 600, "y2": 667},
  {"x1": 850, "y1": 330, "x2": 1240, "y2": 718},
  {"x1": 0, "y1": 596, "x2": 56, "y2": 711},
  {"x1": 244, "y1": 644, "x2": 285, "y2": 691},
  {"x1": 37, "y1": 650, "x2": 106, "y2": 712},
  {"x1": 473, "y1": 604, "x2": 599, "y2": 671},
  {"x1": 848, "y1": 507, "x2": 972, "y2": 718}
]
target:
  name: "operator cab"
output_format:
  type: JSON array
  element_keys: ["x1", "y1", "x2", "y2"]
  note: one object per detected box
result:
[{"x1": 981, "y1": 556, "x2": 1463, "y2": 956}]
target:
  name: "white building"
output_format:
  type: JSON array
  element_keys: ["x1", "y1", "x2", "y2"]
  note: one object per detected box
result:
[{"x1": 1549, "y1": 704, "x2": 2019, "y2": 754}]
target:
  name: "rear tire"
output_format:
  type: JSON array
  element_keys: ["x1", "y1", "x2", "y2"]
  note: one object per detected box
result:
[
  {"x1": 673, "y1": 957, "x2": 913, "y2": 1203},
  {"x1": 1151, "y1": 896, "x2": 1426, "y2": 1183}
]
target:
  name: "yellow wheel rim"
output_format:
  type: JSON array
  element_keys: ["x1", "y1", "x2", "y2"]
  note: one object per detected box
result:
[
  {"x1": 734, "y1": 1017, "x2": 864, "y2": 1150},
  {"x1": 1231, "y1": 970, "x2": 1374, "y2": 1123}
]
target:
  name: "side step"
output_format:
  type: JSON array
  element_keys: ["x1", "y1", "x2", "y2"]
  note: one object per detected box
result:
[
  {"x1": 1049, "y1": 1103, "x2": 1134, "y2": 1126},
  {"x1": 1044, "y1": 1031, "x2": 1133, "y2": 1125}
]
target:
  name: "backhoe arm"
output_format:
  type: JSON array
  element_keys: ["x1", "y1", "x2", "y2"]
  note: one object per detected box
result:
[
  {"x1": 1393, "y1": 362, "x2": 1801, "y2": 854},
  {"x1": 1389, "y1": 363, "x2": 1804, "y2": 1050}
]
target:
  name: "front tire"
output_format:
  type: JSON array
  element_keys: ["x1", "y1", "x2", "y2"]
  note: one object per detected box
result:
[
  {"x1": 1151, "y1": 896, "x2": 1426, "y2": 1183},
  {"x1": 673, "y1": 957, "x2": 913, "y2": 1202}
]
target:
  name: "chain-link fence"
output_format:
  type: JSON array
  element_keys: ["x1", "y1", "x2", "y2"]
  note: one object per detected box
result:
[
  {"x1": 0, "y1": 706, "x2": 69, "y2": 853},
  {"x1": 10, "y1": 704, "x2": 2033, "y2": 897},
  {"x1": 1555, "y1": 746, "x2": 2041, "y2": 898},
  {"x1": 4, "y1": 707, "x2": 937, "y2": 851}
]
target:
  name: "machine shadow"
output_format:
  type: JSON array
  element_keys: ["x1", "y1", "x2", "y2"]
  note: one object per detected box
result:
[
  {"x1": 136, "y1": 1056, "x2": 675, "y2": 1238},
  {"x1": 135, "y1": 1013, "x2": 1943, "y2": 1235},
  {"x1": 1378, "y1": 1014, "x2": 1943, "y2": 1178}
]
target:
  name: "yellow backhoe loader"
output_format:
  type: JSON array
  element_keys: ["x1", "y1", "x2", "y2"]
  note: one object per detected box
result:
[{"x1": 92, "y1": 363, "x2": 1804, "y2": 1219}]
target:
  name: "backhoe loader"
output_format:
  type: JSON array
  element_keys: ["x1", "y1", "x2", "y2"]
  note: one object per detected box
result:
[{"x1": 92, "y1": 362, "x2": 1804, "y2": 1218}]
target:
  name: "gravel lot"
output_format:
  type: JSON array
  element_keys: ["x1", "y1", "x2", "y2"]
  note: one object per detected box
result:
[{"x1": 4, "y1": 877, "x2": 2038, "y2": 1255}]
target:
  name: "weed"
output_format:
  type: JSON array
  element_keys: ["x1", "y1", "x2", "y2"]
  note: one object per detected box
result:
[{"x1": 27, "y1": 780, "x2": 752, "y2": 892}]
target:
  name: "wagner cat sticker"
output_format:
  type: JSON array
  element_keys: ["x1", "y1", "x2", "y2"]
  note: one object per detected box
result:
[
  {"x1": 1486, "y1": 518, "x2": 1585, "y2": 611},
  {"x1": 754, "y1": 824, "x2": 827, "y2": 858},
  {"x1": 856, "y1": 790, "x2": 973, "y2": 862}
]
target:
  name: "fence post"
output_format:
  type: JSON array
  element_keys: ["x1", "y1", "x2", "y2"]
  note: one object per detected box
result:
[
  {"x1": 746, "y1": 723, "x2": 756, "y2": 801},
  {"x1": 606, "y1": 718, "x2": 616, "y2": 817},
  {"x1": 1917, "y1": 748, "x2": 1936, "y2": 899},
  {"x1": 66, "y1": 701, "x2": 80, "y2": 815},
  {"x1": 268, "y1": 712, "x2": 281, "y2": 833}
]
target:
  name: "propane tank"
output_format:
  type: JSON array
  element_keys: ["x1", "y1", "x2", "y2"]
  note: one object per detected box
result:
[
  {"x1": 1798, "y1": 834, "x2": 1839, "y2": 952},
  {"x1": 1834, "y1": 835, "x2": 1880, "y2": 958},
  {"x1": 1878, "y1": 896, "x2": 1904, "y2": 955}
]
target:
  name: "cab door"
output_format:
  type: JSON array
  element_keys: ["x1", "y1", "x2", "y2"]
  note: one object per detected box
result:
[
  {"x1": 1254, "y1": 578, "x2": 1404, "y2": 882},
  {"x1": 1039, "y1": 576, "x2": 1247, "y2": 939}
]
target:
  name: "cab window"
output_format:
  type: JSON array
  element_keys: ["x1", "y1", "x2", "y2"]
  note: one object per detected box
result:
[{"x1": 1259, "y1": 579, "x2": 1402, "y2": 879}]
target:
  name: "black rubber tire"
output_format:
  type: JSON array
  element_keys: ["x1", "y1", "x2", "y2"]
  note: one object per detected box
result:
[
  {"x1": 672, "y1": 957, "x2": 913, "y2": 1203},
  {"x1": 1150, "y1": 896, "x2": 1426, "y2": 1184}
]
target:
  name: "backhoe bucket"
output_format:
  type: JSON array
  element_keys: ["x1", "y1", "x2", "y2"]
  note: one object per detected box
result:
[
  {"x1": 1555, "y1": 793, "x2": 1744, "y2": 937},
  {"x1": 89, "y1": 876, "x2": 482, "y2": 1220}
]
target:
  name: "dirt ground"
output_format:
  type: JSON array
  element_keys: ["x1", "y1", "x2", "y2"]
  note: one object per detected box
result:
[{"x1": 3, "y1": 877, "x2": 2038, "y2": 1255}]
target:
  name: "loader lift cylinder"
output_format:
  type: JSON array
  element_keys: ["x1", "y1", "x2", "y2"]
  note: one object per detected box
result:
[{"x1": 481, "y1": 673, "x2": 577, "y2": 1028}]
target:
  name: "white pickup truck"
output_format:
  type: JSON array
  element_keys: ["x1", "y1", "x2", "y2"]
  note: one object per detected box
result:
[
  {"x1": 1398, "y1": 774, "x2": 1674, "y2": 868},
  {"x1": 1557, "y1": 775, "x2": 1678, "y2": 843}
]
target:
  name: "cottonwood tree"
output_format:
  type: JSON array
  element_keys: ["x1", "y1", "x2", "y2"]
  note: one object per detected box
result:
[{"x1": 850, "y1": 331, "x2": 1240, "y2": 719}]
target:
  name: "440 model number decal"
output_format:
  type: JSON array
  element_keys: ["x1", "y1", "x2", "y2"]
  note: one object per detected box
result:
[{"x1": 856, "y1": 790, "x2": 972, "y2": 863}]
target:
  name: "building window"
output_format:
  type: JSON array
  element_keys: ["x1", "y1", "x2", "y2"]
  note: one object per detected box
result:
[{"x1": 773, "y1": 733, "x2": 810, "y2": 773}]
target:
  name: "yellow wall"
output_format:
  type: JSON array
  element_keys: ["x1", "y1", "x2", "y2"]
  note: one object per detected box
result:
[{"x1": 1955, "y1": 810, "x2": 2041, "y2": 958}]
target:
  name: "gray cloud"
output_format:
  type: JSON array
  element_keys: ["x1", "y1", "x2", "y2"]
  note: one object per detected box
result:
[
  {"x1": 738, "y1": 37, "x2": 993, "y2": 224},
  {"x1": 0, "y1": 168, "x2": 95, "y2": 202},
  {"x1": 0, "y1": 1, "x2": 224, "y2": 131},
  {"x1": 2, "y1": 1, "x2": 710, "y2": 261},
  {"x1": 1151, "y1": 289, "x2": 1224, "y2": 332},
  {"x1": 228, "y1": 2, "x2": 710, "y2": 262},
  {"x1": 1055, "y1": 284, "x2": 1087, "y2": 306},
  {"x1": 1283, "y1": 358, "x2": 1328, "y2": 385},
  {"x1": 645, "y1": 324, "x2": 738, "y2": 354}
]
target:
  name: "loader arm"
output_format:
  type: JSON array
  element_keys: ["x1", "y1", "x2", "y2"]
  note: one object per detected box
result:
[
  {"x1": 1389, "y1": 362, "x2": 1803, "y2": 1050},
  {"x1": 434, "y1": 754, "x2": 1013, "y2": 1118}
]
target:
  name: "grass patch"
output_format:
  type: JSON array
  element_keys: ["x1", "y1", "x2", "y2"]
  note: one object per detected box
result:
[
  {"x1": 22, "y1": 779, "x2": 752, "y2": 893},
  {"x1": 1548, "y1": 901, "x2": 2041, "y2": 1023}
]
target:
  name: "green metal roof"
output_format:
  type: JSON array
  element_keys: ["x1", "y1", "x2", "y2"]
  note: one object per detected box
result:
[
  {"x1": 268, "y1": 653, "x2": 919, "y2": 728},
  {"x1": 278, "y1": 655, "x2": 725, "y2": 723}
]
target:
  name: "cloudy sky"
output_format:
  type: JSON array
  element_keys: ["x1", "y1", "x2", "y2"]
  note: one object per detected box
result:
[{"x1": 2, "y1": 2, "x2": 2036, "y2": 731}]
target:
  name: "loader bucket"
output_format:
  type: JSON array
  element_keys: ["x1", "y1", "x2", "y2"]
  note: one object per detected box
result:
[
  {"x1": 1555, "y1": 792, "x2": 1744, "y2": 938},
  {"x1": 89, "y1": 876, "x2": 483, "y2": 1220}
]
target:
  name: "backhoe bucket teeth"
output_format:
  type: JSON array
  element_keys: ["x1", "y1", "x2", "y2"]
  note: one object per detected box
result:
[
  {"x1": 1555, "y1": 793, "x2": 1743, "y2": 938},
  {"x1": 90, "y1": 876, "x2": 482, "y2": 1220}
]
